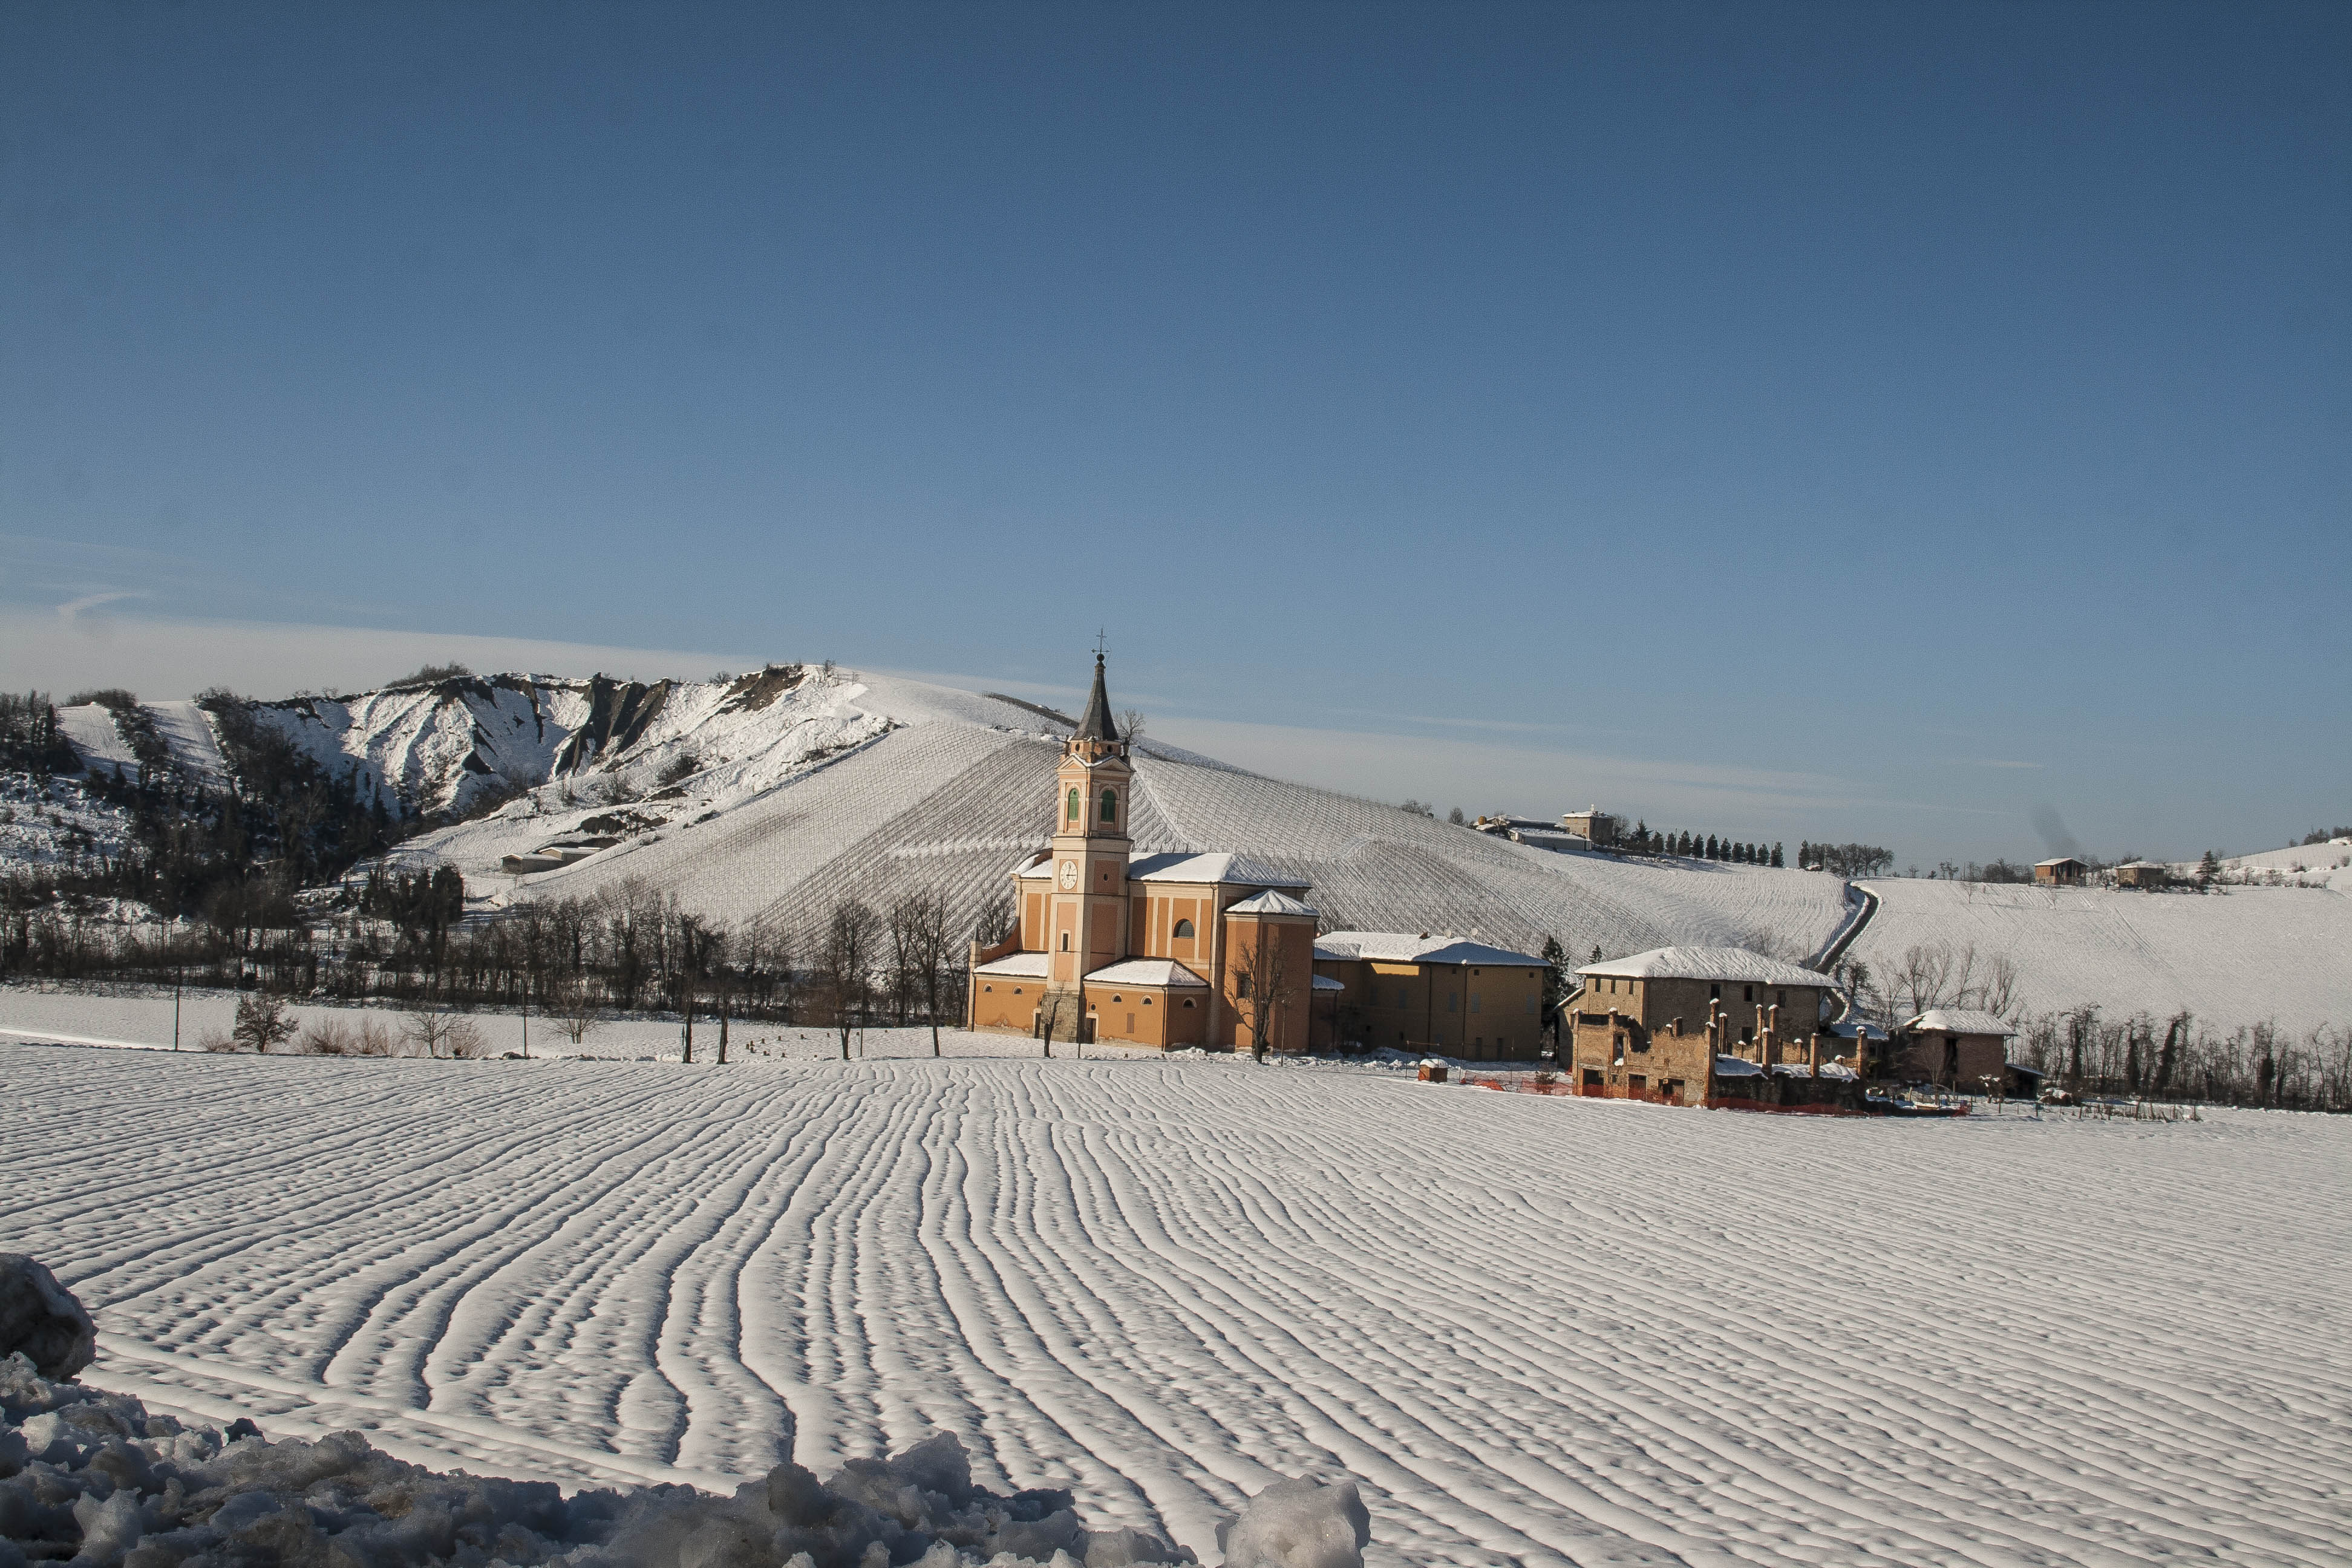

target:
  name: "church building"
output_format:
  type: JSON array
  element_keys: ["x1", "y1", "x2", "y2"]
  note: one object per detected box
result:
[{"x1": 966, "y1": 654, "x2": 1335, "y2": 1052}]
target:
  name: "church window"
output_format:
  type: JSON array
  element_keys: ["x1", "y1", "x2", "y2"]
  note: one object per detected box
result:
[
  {"x1": 1060, "y1": 933, "x2": 1070, "y2": 951},
  {"x1": 1236, "y1": 974, "x2": 1252, "y2": 999},
  {"x1": 1172, "y1": 918, "x2": 1195, "y2": 939},
  {"x1": 1183, "y1": 999, "x2": 1195, "y2": 1008},
  {"x1": 1067, "y1": 787, "x2": 1080, "y2": 824},
  {"x1": 984, "y1": 985, "x2": 992, "y2": 993},
  {"x1": 1143, "y1": 997, "x2": 1153, "y2": 1005},
  {"x1": 1100, "y1": 788, "x2": 1117, "y2": 824}
]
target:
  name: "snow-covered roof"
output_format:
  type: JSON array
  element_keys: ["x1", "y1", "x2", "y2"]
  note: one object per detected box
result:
[
  {"x1": 1824, "y1": 1017, "x2": 1886, "y2": 1040},
  {"x1": 2035, "y1": 856, "x2": 2085, "y2": 867},
  {"x1": 1315, "y1": 931, "x2": 1549, "y2": 967},
  {"x1": 1905, "y1": 1009, "x2": 2016, "y2": 1037},
  {"x1": 1085, "y1": 958, "x2": 1208, "y2": 988},
  {"x1": 972, "y1": 952, "x2": 1051, "y2": 978},
  {"x1": 1578, "y1": 946, "x2": 1830, "y2": 989},
  {"x1": 1227, "y1": 887, "x2": 1317, "y2": 918},
  {"x1": 1128, "y1": 851, "x2": 1307, "y2": 888},
  {"x1": 1013, "y1": 853, "x2": 1055, "y2": 880},
  {"x1": 1312, "y1": 974, "x2": 1345, "y2": 991},
  {"x1": 1712, "y1": 1056, "x2": 1765, "y2": 1078}
]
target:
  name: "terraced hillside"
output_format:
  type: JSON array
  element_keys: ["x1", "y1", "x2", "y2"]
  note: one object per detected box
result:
[
  {"x1": 1851, "y1": 876, "x2": 2352, "y2": 1032},
  {"x1": 468, "y1": 720, "x2": 1853, "y2": 965}
]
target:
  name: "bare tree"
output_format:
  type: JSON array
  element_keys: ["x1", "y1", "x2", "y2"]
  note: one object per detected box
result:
[
  {"x1": 403, "y1": 1007, "x2": 484, "y2": 1060},
  {"x1": 1224, "y1": 926, "x2": 1300, "y2": 1062},
  {"x1": 552, "y1": 975, "x2": 603, "y2": 1048},
  {"x1": 817, "y1": 900, "x2": 878, "y2": 1061},
  {"x1": 890, "y1": 889, "x2": 956, "y2": 1057},
  {"x1": 232, "y1": 992, "x2": 300, "y2": 1054},
  {"x1": 1119, "y1": 708, "x2": 1147, "y2": 746},
  {"x1": 1892, "y1": 944, "x2": 1953, "y2": 1019}
]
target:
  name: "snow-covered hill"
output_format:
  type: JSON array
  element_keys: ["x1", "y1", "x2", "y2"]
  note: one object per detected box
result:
[
  {"x1": 1851, "y1": 876, "x2": 2352, "y2": 1032},
  {"x1": 23, "y1": 663, "x2": 2348, "y2": 1031},
  {"x1": 381, "y1": 668, "x2": 1854, "y2": 966}
]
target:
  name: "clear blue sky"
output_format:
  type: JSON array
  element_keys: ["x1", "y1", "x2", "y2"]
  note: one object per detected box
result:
[{"x1": 2, "y1": 2, "x2": 2345, "y2": 864}]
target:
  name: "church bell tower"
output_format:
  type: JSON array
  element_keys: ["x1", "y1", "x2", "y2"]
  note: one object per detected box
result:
[{"x1": 1044, "y1": 651, "x2": 1133, "y2": 995}]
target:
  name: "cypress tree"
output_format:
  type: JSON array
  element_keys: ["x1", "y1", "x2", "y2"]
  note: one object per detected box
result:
[
  {"x1": 1704, "y1": 834, "x2": 1719, "y2": 860},
  {"x1": 1771, "y1": 841, "x2": 1784, "y2": 868}
]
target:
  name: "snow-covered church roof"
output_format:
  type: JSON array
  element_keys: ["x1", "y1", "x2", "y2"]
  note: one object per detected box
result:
[
  {"x1": 1227, "y1": 888, "x2": 1317, "y2": 917},
  {"x1": 1316, "y1": 932, "x2": 1549, "y2": 967},
  {"x1": 1128, "y1": 851, "x2": 1307, "y2": 888}
]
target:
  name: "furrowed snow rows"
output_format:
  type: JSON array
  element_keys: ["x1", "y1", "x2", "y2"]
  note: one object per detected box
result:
[{"x1": 7, "y1": 1043, "x2": 2349, "y2": 1568}]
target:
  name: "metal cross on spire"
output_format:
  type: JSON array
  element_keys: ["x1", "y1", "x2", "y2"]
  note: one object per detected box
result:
[{"x1": 1093, "y1": 628, "x2": 1109, "y2": 660}]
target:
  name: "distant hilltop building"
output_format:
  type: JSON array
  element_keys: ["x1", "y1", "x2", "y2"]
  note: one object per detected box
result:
[
  {"x1": 1558, "y1": 806, "x2": 1619, "y2": 848},
  {"x1": 2034, "y1": 856, "x2": 2088, "y2": 887},
  {"x1": 966, "y1": 655, "x2": 1549, "y2": 1056}
]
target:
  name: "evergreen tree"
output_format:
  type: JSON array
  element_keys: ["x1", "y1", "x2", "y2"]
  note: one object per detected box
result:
[
  {"x1": 1704, "y1": 834, "x2": 1719, "y2": 859},
  {"x1": 1771, "y1": 841, "x2": 1784, "y2": 868},
  {"x1": 1798, "y1": 840, "x2": 1812, "y2": 868}
]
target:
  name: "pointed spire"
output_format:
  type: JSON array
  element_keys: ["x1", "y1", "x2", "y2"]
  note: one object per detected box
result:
[{"x1": 1073, "y1": 652, "x2": 1118, "y2": 744}]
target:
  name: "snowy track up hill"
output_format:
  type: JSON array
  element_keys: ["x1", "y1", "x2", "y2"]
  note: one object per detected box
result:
[{"x1": 8, "y1": 1042, "x2": 2348, "y2": 1568}]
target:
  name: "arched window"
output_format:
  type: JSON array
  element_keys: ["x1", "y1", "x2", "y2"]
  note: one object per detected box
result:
[
  {"x1": 1172, "y1": 918, "x2": 1195, "y2": 939},
  {"x1": 1100, "y1": 788, "x2": 1117, "y2": 824},
  {"x1": 1066, "y1": 786, "x2": 1080, "y2": 824},
  {"x1": 1060, "y1": 933, "x2": 1070, "y2": 951}
]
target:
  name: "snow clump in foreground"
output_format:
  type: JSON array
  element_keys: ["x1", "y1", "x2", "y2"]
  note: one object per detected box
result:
[{"x1": 0, "y1": 1348, "x2": 1227, "y2": 1567}]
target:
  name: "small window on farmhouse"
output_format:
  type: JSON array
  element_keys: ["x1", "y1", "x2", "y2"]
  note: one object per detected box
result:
[
  {"x1": 984, "y1": 985, "x2": 993, "y2": 993},
  {"x1": 1744, "y1": 985, "x2": 1754, "y2": 1002},
  {"x1": 1183, "y1": 998, "x2": 1195, "y2": 1009},
  {"x1": 1144, "y1": 996, "x2": 1153, "y2": 1005},
  {"x1": 1446, "y1": 993, "x2": 1457, "y2": 1013},
  {"x1": 1173, "y1": 918, "x2": 1195, "y2": 939},
  {"x1": 1471, "y1": 995, "x2": 1481, "y2": 1013},
  {"x1": 1112, "y1": 994, "x2": 1123, "y2": 1003},
  {"x1": 1067, "y1": 786, "x2": 1080, "y2": 823},
  {"x1": 1013, "y1": 987, "x2": 1022, "y2": 995},
  {"x1": 1775, "y1": 990, "x2": 1785, "y2": 1008},
  {"x1": 1100, "y1": 788, "x2": 1117, "y2": 824},
  {"x1": 1710, "y1": 983, "x2": 1722, "y2": 1001}
]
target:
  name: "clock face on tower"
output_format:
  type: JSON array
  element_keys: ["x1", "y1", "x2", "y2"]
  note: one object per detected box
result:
[{"x1": 1059, "y1": 859, "x2": 1079, "y2": 889}]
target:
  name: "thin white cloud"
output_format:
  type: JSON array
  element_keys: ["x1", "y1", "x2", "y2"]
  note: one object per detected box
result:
[{"x1": 54, "y1": 590, "x2": 147, "y2": 622}]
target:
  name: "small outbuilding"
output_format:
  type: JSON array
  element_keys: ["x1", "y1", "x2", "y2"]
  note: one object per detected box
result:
[
  {"x1": 2114, "y1": 860, "x2": 2169, "y2": 890},
  {"x1": 2034, "y1": 856, "x2": 2088, "y2": 887},
  {"x1": 1893, "y1": 1008, "x2": 2018, "y2": 1092}
]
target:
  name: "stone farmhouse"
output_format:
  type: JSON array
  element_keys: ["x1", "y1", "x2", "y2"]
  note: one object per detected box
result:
[
  {"x1": 1564, "y1": 946, "x2": 1844, "y2": 1105},
  {"x1": 965, "y1": 656, "x2": 1549, "y2": 1053}
]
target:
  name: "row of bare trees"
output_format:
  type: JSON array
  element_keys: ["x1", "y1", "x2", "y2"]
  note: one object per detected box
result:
[{"x1": 4, "y1": 874, "x2": 975, "y2": 1053}]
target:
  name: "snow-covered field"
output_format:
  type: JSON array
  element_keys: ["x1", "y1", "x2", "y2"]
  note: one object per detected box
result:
[
  {"x1": 8, "y1": 1036, "x2": 2348, "y2": 1568},
  {"x1": 1852, "y1": 878, "x2": 2352, "y2": 1031}
]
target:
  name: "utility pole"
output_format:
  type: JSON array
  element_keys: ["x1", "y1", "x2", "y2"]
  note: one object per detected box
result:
[{"x1": 172, "y1": 916, "x2": 183, "y2": 1053}]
